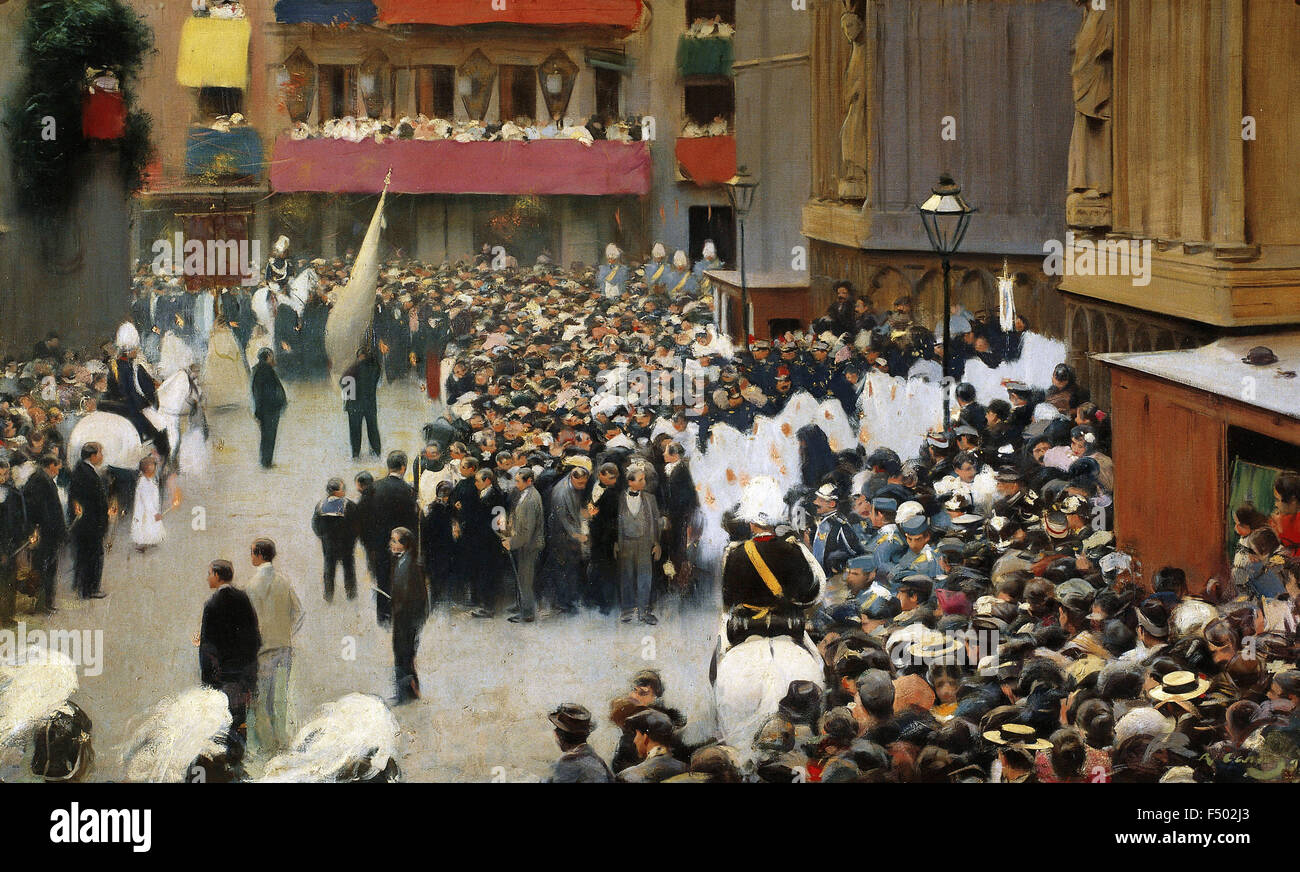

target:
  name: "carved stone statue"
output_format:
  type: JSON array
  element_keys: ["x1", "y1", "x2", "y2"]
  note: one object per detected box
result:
[
  {"x1": 838, "y1": 0, "x2": 868, "y2": 201},
  {"x1": 1067, "y1": 0, "x2": 1113, "y2": 228}
]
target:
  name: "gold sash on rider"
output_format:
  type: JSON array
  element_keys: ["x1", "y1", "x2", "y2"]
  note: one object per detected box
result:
[
  {"x1": 741, "y1": 539, "x2": 783, "y2": 619},
  {"x1": 672, "y1": 271, "x2": 690, "y2": 294}
]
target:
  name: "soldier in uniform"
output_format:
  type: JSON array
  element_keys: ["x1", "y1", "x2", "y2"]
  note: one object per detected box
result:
[
  {"x1": 664, "y1": 250, "x2": 698, "y2": 298},
  {"x1": 597, "y1": 243, "x2": 629, "y2": 300},
  {"x1": 887, "y1": 513, "x2": 943, "y2": 587},
  {"x1": 264, "y1": 235, "x2": 291, "y2": 288},
  {"x1": 644, "y1": 242, "x2": 671, "y2": 296},
  {"x1": 806, "y1": 482, "x2": 863, "y2": 575},
  {"x1": 744, "y1": 339, "x2": 776, "y2": 395},
  {"x1": 718, "y1": 477, "x2": 824, "y2": 670},
  {"x1": 693, "y1": 239, "x2": 723, "y2": 295},
  {"x1": 767, "y1": 366, "x2": 795, "y2": 413},
  {"x1": 104, "y1": 322, "x2": 169, "y2": 459},
  {"x1": 801, "y1": 341, "x2": 834, "y2": 399}
]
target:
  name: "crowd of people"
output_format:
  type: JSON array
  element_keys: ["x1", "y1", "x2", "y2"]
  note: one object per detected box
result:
[{"x1": 6, "y1": 231, "x2": 1300, "y2": 784}]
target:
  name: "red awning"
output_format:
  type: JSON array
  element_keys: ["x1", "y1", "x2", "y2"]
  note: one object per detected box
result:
[
  {"x1": 270, "y1": 137, "x2": 652, "y2": 196},
  {"x1": 675, "y1": 136, "x2": 736, "y2": 186},
  {"x1": 377, "y1": 0, "x2": 642, "y2": 28}
]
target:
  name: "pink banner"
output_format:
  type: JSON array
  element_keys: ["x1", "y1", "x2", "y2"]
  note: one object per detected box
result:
[{"x1": 270, "y1": 136, "x2": 652, "y2": 196}]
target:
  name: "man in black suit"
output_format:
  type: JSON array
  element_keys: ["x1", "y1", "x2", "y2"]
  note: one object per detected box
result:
[
  {"x1": 68, "y1": 442, "x2": 113, "y2": 599},
  {"x1": 250, "y1": 348, "x2": 287, "y2": 468},
  {"x1": 341, "y1": 347, "x2": 382, "y2": 459},
  {"x1": 22, "y1": 454, "x2": 65, "y2": 614},
  {"x1": 388, "y1": 527, "x2": 426, "y2": 704},
  {"x1": 0, "y1": 459, "x2": 32, "y2": 626},
  {"x1": 199, "y1": 558, "x2": 260, "y2": 759},
  {"x1": 310, "y1": 477, "x2": 358, "y2": 602},
  {"x1": 659, "y1": 442, "x2": 700, "y2": 593},
  {"x1": 368, "y1": 451, "x2": 418, "y2": 626}
]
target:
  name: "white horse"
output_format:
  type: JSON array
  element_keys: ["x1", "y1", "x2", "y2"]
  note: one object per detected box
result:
[
  {"x1": 69, "y1": 369, "x2": 204, "y2": 475},
  {"x1": 713, "y1": 633, "x2": 824, "y2": 761}
]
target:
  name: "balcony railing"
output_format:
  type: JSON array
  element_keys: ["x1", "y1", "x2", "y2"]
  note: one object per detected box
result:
[{"x1": 269, "y1": 136, "x2": 652, "y2": 195}]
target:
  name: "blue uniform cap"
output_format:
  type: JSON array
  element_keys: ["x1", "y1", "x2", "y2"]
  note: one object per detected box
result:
[
  {"x1": 899, "y1": 514, "x2": 930, "y2": 536},
  {"x1": 846, "y1": 554, "x2": 876, "y2": 572},
  {"x1": 872, "y1": 497, "x2": 898, "y2": 513}
]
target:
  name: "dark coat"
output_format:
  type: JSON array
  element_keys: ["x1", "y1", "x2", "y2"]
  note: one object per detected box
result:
[
  {"x1": 67, "y1": 461, "x2": 110, "y2": 539},
  {"x1": 342, "y1": 353, "x2": 382, "y2": 412},
  {"x1": 370, "y1": 474, "x2": 419, "y2": 545},
  {"x1": 199, "y1": 584, "x2": 261, "y2": 689},
  {"x1": 390, "y1": 550, "x2": 428, "y2": 626},
  {"x1": 21, "y1": 471, "x2": 64, "y2": 550},
  {"x1": 250, "y1": 361, "x2": 287, "y2": 419},
  {"x1": 311, "y1": 496, "x2": 358, "y2": 551}
]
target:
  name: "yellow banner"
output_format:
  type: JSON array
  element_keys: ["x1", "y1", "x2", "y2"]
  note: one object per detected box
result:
[{"x1": 176, "y1": 17, "x2": 251, "y2": 90}]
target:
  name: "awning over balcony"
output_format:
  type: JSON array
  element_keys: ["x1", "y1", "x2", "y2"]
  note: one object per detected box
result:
[
  {"x1": 270, "y1": 137, "x2": 652, "y2": 195},
  {"x1": 273, "y1": 0, "x2": 378, "y2": 25},
  {"x1": 675, "y1": 136, "x2": 736, "y2": 186},
  {"x1": 176, "y1": 17, "x2": 251, "y2": 89},
  {"x1": 377, "y1": 0, "x2": 642, "y2": 28},
  {"x1": 186, "y1": 127, "x2": 264, "y2": 179},
  {"x1": 677, "y1": 36, "x2": 734, "y2": 77}
]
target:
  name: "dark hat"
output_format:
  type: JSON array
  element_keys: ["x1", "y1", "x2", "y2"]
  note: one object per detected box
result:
[
  {"x1": 821, "y1": 707, "x2": 858, "y2": 741},
  {"x1": 898, "y1": 574, "x2": 934, "y2": 600},
  {"x1": 777, "y1": 680, "x2": 823, "y2": 725},
  {"x1": 1136, "y1": 598, "x2": 1170, "y2": 639},
  {"x1": 994, "y1": 466, "x2": 1022, "y2": 483},
  {"x1": 625, "y1": 708, "x2": 676, "y2": 743},
  {"x1": 1242, "y1": 346, "x2": 1278, "y2": 366},
  {"x1": 548, "y1": 703, "x2": 596, "y2": 737}
]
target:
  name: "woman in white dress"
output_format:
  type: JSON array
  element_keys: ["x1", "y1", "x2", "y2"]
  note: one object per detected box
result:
[{"x1": 131, "y1": 455, "x2": 166, "y2": 551}]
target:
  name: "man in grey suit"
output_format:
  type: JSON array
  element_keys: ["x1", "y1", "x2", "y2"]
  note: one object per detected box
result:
[
  {"x1": 504, "y1": 466, "x2": 544, "y2": 623},
  {"x1": 616, "y1": 466, "x2": 661, "y2": 625}
]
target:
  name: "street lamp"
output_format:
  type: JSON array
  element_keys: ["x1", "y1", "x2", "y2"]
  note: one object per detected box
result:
[
  {"x1": 917, "y1": 173, "x2": 976, "y2": 428},
  {"x1": 724, "y1": 168, "x2": 758, "y2": 352}
]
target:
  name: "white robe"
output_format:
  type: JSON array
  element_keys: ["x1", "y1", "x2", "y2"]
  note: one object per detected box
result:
[{"x1": 131, "y1": 475, "x2": 166, "y2": 546}]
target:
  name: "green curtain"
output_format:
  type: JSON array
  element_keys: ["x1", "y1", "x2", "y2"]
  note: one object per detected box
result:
[
  {"x1": 1227, "y1": 458, "x2": 1282, "y2": 552},
  {"x1": 677, "y1": 36, "x2": 734, "y2": 78}
]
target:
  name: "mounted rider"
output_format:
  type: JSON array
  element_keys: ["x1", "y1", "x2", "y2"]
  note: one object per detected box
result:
[
  {"x1": 104, "y1": 322, "x2": 170, "y2": 459},
  {"x1": 718, "y1": 476, "x2": 825, "y2": 657}
]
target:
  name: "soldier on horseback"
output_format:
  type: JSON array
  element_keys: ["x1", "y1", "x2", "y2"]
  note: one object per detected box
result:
[
  {"x1": 719, "y1": 476, "x2": 824, "y2": 655},
  {"x1": 102, "y1": 323, "x2": 170, "y2": 460}
]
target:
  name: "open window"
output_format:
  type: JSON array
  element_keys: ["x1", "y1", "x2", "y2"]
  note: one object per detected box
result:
[
  {"x1": 499, "y1": 64, "x2": 538, "y2": 123},
  {"x1": 684, "y1": 81, "x2": 734, "y2": 129},
  {"x1": 358, "y1": 50, "x2": 390, "y2": 119},
  {"x1": 318, "y1": 64, "x2": 358, "y2": 119},
  {"x1": 197, "y1": 87, "x2": 243, "y2": 121},
  {"x1": 411, "y1": 65, "x2": 455, "y2": 119},
  {"x1": 457, "y1": 49, "x2": 496, "y2": 121},
  {"x1": 686, "y1": 0, "x2": 735, "y2": 26},
  {"x1": 594, "y1": 66, "x2": 621, "y2": 123},
  {"x1": 538, "y1": 50, "x2": 579, "y2": 122}
]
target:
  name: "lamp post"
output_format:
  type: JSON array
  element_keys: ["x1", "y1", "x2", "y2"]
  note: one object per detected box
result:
[
  {"x1": 724, "y1": 168, "x2": 758, "y2": 352},
  {"x1": 917, "y1": 173, "x2": 976, "y2": 428}
]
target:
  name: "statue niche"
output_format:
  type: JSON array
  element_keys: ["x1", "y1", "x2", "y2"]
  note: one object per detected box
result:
[
  {"x1": 1066, "y1": 0, "x2": 1113, "y2": 229},
  {"x1": 837, "y1": 0, "x2": 868, "y2": 202}
]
